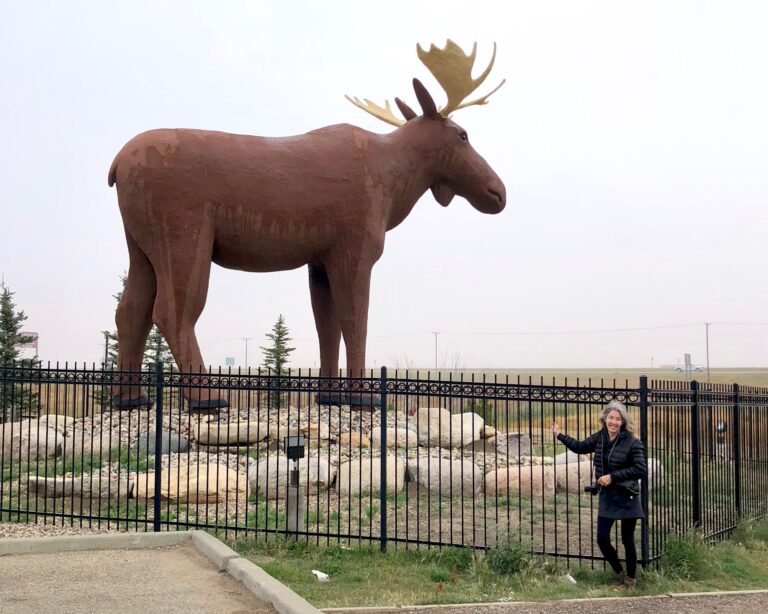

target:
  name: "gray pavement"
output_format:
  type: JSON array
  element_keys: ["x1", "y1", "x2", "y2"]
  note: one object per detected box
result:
[
  {"x1": 0, "y1": 531, "x2": 320, "y2": 614},
  {"x1": 0, "y1": 544, "x2": 272, "y2": 613}
]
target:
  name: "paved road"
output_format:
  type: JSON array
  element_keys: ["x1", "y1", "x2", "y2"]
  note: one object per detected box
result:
[{"x1": 0, "y1": 543, "x2": 277, "y2": 614}]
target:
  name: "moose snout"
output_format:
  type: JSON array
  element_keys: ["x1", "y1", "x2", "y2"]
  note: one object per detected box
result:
[{"x1": 487, "y1": 181, "x2": 506, "y2": 213}]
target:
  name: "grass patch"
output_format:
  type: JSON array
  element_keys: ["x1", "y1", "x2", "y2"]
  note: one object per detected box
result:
[{"x1": 228, "y1": 517, "x2": 768, "y2": 608}]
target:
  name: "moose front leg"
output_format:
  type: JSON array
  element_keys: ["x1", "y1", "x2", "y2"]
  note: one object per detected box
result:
[
  {"x1": 324, "y1": 258, "x2": 381, "y2": 408},
  {"x1": 308, "y1": 264, "x2": 341, "y2": 377}
]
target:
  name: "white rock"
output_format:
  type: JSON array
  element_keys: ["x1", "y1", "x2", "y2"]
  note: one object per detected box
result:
[
  {"x1": 249, "y1": 452, "x2": 337, "y2": 497},
  {"x1": 370, "y1": 427, "x2": 418, "y2": 450},
  {"x1": 37, "y1": 414, "x2": 77, "y2": 432},
  {"x1": 553, "y1": 460, "x2": 593, "y2": 494},
  {"x1": 336, "y1": 456, "x2": 406, "y2": 496},
  {"x1": 484, "y1": 465, "x2": 556, "y2": 497},
  {"x1": 410, "y1": 456, "x2": 483, "y2": 496},
  {"x1": 193, "y1": 421, "x2": 270, "y2": 445},
  {"x1": 133, "y1": 464, "x2": 247, "y2": 503},
  {"x1": 1, "y1": 422, "x2": 62, "y2": 461}
]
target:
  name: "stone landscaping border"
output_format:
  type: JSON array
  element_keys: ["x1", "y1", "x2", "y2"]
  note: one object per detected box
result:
[{"x1": 0, "y1": 530, "x2": 320, "y2": 614}]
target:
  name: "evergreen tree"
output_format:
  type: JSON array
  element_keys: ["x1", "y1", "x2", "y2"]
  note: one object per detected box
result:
[
  {"x1": 0, "y1": 283, "x2": 39, "y2": 420},
  {"x1": 260, "y1": 314, "x2": 295, "y2": 409},
  {"x1": 260, "y1": 314, "x2": 295, "y2": 375}
]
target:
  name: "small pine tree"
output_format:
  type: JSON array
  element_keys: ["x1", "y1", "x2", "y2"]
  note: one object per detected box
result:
[
  {"x1": 260, "y1": 314, "x2": 295, "y2": 375},
  {"x1": 0, "y1": 282, "x2": 39, "y2": 420},
  {"x1": 260, "y1": 315, "x2": 295, "y2": 409}
]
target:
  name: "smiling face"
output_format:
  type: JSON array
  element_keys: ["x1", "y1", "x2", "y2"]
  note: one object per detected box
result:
[{"x1": 605, "y1": 409, "x2": 624, "y2": 436}]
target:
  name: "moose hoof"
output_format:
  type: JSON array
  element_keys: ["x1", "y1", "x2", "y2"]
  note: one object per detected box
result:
[
  {"x1": 111, "y1": 395, "x2": 154, "y2": 410},
  {"x1": 188, "y1": 398, "x2": 230, "y2": 414},
  {"x1": 316, "y1": 392, "x2": 381, "y2": 409}
]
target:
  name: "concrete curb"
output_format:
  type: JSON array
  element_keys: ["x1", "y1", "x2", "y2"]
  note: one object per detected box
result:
[
  {"x1": 0, "y1": 530, "x2": 321, "y2": 614},
  {"x1": 228, "y1": 556, "x2": 322, "y2": 614}
]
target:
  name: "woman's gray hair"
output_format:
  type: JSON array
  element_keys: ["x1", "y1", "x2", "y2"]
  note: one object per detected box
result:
[{"x1": 600, "y1": 400, "x2": 636, "y2": 436}]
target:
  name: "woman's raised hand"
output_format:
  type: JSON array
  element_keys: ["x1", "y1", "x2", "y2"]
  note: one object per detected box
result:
[{"x1": 551, "y1": 421, "x2": 560, "y2": 438}]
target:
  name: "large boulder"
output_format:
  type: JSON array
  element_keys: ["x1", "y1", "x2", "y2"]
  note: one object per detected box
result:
[
  {"x1": 338, "y1": 432, "x2": 370, "y2": 448},
  {"x1": 410, "y1": 457, "x2": 483, "y2": 496},
  {"x1": 484, "y1": 465, "x2": 556, "y2": 498},
  {"x1": 370, "y1": 427, "x2": 418, "y2": 450},
  {"x1": 646, "y1": 458, "x2": 665, "y2": 490},
  {"x1": 554, "y1": 460, "x2": 593, "y2": 494},
  {"x1": 193, "y1": 421, "x2": 270, "y2": 445},
  {"x1": 249, "y1": 453, "x2": 336, "y2": 497},
  {"x1": 336, "y1": 456, "x2": 406, "y2": 496},
  {"x1": 553, "y1": 449, "x2": 586, "y2": 465},
  {"x1": 133, "y1": 464, "x2": 247, "y2": 504},
  {"x1": 412, "y1": 408, "x2": 485, "y2": 449},
  {"x1": 1, "y1": 422, "x2": 62, "y2": 461},
  {"x1": 137, "y1": 431, "x2": 190, "y2": 455},
  {"x1": 488, "y1": 432, "x2": 533, "y2": 458},
  {"x1": 27, "y1": 475, "x2": 131, "y2": 501},
  {"x1": 37, "y1": 414, "x2": 77, "y2": 432}
]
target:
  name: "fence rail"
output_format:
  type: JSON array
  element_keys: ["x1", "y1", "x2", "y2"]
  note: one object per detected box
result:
[{"x1": 1, "y1": 363, "x2": 767, "y2": 566}]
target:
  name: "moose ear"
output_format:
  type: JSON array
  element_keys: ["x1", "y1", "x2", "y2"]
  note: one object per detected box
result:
[
  {"x1": 413, "y1": 78, "x2": 440, "y2": 120},
  {"x1": 395, "y1": 97, "x2": 417, "y2": 121}
]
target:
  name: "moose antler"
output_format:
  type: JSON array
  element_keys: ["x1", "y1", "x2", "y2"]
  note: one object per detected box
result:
[
  {"x1": 417, "y1": 40, "x2": 505, "y2": 117},
  {"x1": 344, "y1": 96, "x2": 405, "y2": 127},
  {"x1": 346, "y1": 40, "x2": 504, "y2": 125}
]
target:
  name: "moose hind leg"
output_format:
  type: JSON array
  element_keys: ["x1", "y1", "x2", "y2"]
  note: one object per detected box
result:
[
  {"x1": 112, "y1": 232, "x2": 156, "y2": 409},
  {"x1": 151, "y1": 240, "x2": 228, "y2": 411}
]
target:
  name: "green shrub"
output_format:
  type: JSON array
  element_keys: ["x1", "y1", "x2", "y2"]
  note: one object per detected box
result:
[
  {"x1": 658, "y1": 531, "x2": 716, "y2": 580},
  {"x1": 486, "y1": 541, "x2": 529, "y2": 576}
]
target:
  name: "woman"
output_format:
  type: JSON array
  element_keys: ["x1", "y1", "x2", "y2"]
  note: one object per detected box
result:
[{"x1": 551, "y1": 400, "x2": 647, "y2": 589}]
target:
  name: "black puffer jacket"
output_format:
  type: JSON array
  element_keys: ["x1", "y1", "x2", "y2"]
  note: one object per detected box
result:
[{"x1": 557, "y1": 428, "x2": 646, "y2": 492}]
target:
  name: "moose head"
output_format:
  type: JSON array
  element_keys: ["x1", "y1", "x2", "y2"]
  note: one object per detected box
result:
[
  {"x1": 110, "y1": 40, "x2": 506, "y2": 410},
  {"x1": 347, "y1": 40, "x2": 506, "y2": 215}
]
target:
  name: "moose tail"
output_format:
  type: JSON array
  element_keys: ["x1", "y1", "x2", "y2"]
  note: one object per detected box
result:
[{"x1": 108, "y1": 157, "x2": 118, "y2": 187}]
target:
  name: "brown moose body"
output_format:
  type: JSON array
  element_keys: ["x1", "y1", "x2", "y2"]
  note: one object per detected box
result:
[{"x1": 110, "y1": 41, "x2": 506, "y2": 409}]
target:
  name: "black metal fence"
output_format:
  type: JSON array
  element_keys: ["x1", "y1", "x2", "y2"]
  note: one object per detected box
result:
[{"x1": 1, "y1": 362, "x2": 767, "y2": 566}]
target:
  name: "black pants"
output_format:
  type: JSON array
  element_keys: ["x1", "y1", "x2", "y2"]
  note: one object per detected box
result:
[{"x1": 596, "y1": 516, "x2": 638, "y2": 578}]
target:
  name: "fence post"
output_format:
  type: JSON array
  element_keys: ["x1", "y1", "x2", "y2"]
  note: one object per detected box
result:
[
  {"x1": 379, "y1": 366, "x2": 388, "y2": 553},
  {"x1": 153, "y1": 361, "x2": 164, "y2": 532},
  {"x1": 690, "y1": 380, "x2": 702, "y2": 529},
  {"x1": 639, "y1": 375, "x2": 650, "y2": 566},
  {"x1": 733, "y1": 383, "x2": 741, "y2": 518}
]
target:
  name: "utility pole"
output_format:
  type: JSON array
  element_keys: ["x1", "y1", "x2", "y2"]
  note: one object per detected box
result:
[
  {"x1": 432, "y1": 331, "x2": 439, "y2": 371},
  {"x1": 705, "y1": 322, "x2": 711, "y2": 382},
  {"x1": 242, "y1": 337, "x2": 252, "y2": 371},
  {"x1": 103, "y1": 331, "x2": 109, "y2": 369}
]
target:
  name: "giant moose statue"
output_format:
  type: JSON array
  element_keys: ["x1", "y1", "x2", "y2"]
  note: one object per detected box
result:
[{"x1": 109, "y1": 41, "x2": 506, "y2": 410}]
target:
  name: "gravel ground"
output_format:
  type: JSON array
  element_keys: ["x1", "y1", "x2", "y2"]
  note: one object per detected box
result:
[{"x1": 0, "y1": 520, "x2": 120, "y2": 539}]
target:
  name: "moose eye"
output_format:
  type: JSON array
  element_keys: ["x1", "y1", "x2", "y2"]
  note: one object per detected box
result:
[{"x1": 459, "y1": 131, "x2": 468, "y2": 141}]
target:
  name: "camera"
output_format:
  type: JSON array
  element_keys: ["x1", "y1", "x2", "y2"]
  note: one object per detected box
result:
[{"x1": 584, "y1": 483, "x2": 601, "y2": 495}]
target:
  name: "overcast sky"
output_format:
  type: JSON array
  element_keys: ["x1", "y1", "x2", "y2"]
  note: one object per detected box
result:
[{"x1": 1, "y1": 1, "x2": 766, "y2": 370}]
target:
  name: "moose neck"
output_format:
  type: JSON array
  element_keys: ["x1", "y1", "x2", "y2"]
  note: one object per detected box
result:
[{"x1": 376, "y1": 121, "x2": 443, "y2": 232}]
